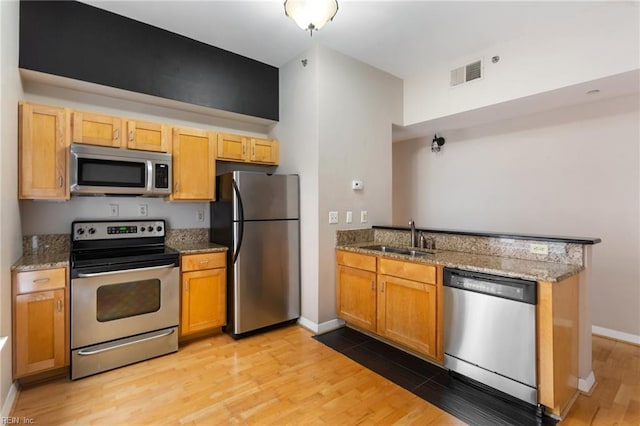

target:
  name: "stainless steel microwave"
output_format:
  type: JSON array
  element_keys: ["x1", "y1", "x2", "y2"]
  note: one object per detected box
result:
[{"x1": 70, "y1": 144, "x2": 172, "y2": 196}]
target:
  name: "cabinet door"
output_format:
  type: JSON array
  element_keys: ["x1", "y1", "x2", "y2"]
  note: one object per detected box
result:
[
  {"x1": 19, "y1": 102, "x2": 69, "y2": 200},
  {"x1": 250, "y1": 138, "x2": 279, "y2": 165},
  {"x1": 14, "y1": 289, "x2": 66, "y2": 378},
  {"x1": 126, "y1": 120, "x2": 169, "y2": 152},
  {"x1": 72, "y1": 111, "x2": 122, "y2": 147},
  {"x1": 171, "y1": 128, "x2": 216, "y2": 200},
  {"x1": 336, "y1": 265, "x2": 377, "y2": 332},
  {"x1": 181, "y1": 268, "x2": 226, "y2": 336},
  {"x1": 377, "y1": 274, "x2": 437, "y2": 358},
  {"x1": 217, "y1": 133, "x2": 247, "y2": 162}
]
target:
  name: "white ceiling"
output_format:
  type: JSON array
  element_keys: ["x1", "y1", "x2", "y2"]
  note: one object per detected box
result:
[{"x1": 82, "y1": 1, "x2": 606, "y2": 80}]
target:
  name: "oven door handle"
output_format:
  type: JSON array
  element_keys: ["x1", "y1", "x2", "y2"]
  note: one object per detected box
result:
[
  {"x1": 76, "y1": 263, "x2": 176, "y2": 278},
  {"x1": 76, "y1": 328, "x2": 175, "y2": 356}
]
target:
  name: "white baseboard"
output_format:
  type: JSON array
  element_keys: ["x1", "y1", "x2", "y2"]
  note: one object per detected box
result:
[
  {"x1": 1, "y1": 382, "x2": 18, "y2": 418},
  {"x1": 298, "y1": 317, "x2": 344, "y2": 334},
  {"x1": 578, "y1": 371, "x2": 596, "y2": 394},
  {"x1": 592, "y1": 325, "x2": 640, "y2": 345}
]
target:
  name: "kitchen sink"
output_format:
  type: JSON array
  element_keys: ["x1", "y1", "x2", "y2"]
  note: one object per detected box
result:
[{"x1": 363, "y1": 245, "x2": 435, "y2": 257}]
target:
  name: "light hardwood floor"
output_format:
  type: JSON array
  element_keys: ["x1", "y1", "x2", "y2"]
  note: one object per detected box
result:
[
  {"x1": 10, "y1": 327, "x2": 639, "y2": 425},
  {"x1": 10, "y1": 326, "x2": 463, "y2": 425}
]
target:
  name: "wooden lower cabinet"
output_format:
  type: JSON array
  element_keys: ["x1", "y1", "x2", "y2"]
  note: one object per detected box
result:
[
  {"x1": 537, "y1": 274, "x2": 580, "y2": 417},
  {"x1": 336, "y1": 265, "x2": 377, "y2": 332},
  {"x1": 336, "y1": 250, "x2": 442, "y2": 361},
  {"x1": 180, "y1": 252, "x2": 227, "y2": 337},
  {"x1": 13, "y1": 268, "x2": 68, "y2": 379},
  {"x1": 377, "y1": 274, "x2": 437, "y2": 359}
]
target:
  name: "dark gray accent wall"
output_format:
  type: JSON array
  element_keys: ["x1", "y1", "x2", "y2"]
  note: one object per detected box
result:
[{"x1": 19, "y1": 1, "x2": 279, "y2": 121}]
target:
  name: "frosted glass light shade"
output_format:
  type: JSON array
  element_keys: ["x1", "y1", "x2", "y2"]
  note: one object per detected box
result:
[{"x1": 284, "y1": 0, "x2": 338, "y2": 34}]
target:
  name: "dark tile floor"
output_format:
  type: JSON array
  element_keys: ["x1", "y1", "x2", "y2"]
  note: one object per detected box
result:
[{"x1": 313, "y1": 327, "x2": 556, "y2": 426}]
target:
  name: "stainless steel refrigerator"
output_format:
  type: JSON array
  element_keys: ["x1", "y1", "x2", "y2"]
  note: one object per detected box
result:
[{"x1": 210, "y1": 171, "x2": 300, "y2": 338}]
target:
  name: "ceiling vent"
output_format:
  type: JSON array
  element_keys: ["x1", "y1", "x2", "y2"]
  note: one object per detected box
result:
[{"x1": 450, "y1": 59, "x2": 483, "y2": 87}]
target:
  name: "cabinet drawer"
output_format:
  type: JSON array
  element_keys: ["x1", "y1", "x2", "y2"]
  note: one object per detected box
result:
[
  {"x1": 336, "y1": 250, "x2": 376, "y2": 272},
  {"x1": 15, "y1": 268, "x2": 66, "y2": 294},
  {"x1": 182, "y1": 252, "x2": 226, "y2": 272},
  {"x1": 378, "y1": 258, "x2": 436, "y2": 284}
]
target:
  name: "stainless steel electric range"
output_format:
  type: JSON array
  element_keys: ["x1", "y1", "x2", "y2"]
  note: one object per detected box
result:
[{"x1": 70, "y1": 219, "x2": 179, "y2": 380}]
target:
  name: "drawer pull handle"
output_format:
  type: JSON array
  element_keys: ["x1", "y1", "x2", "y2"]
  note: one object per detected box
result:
[
  {"x1": 199, "y1": 260, "x2": 209, "y2": 264},
  {"x1": 185, "y1": 280, "x2": 189, "y2": 292},
  {"x1": 33, "y1": 278, "x2": 50, "y2": 284},
  {"x1": 114, "y1": 128, "x2": 119, "y2": 140},
  {"x1": 242, "y1": 143, "x2": 246, "y2": 156},
  {"x1": 370, "y1": 280, "x2": 374, "y2": 291},
  {"x1": 57, "y1": 176, "x2": 63, "y2": 188},
  {"x1": 381, "y1": 281, "x2": 385, "y2": 293},
  {"x1": 129, "y1": 130, "x2": 134, "y2": 141},
  {"x1": 56, "y1": 299, "x2": 62, "y2": 312}
]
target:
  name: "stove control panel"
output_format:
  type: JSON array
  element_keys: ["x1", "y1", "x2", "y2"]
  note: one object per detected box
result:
[{"x1": 72, "y1": 220, "x2": 165, "y2": 241}]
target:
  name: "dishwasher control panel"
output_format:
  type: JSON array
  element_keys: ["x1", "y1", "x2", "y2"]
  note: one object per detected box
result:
[{"x1": 444, "y1": 268, "x2": 537, "y2": 304}]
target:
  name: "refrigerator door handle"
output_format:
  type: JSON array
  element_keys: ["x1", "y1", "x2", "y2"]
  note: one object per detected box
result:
[{"x1": 232, "y1": 179, "x2": 244, "y2": 265}]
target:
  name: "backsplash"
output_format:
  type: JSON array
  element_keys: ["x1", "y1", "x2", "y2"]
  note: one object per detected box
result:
[
  {"x1": 22, "y1": 234, "x2": 70, "y2": 256},
  {"x1": 337, "y1": 228, "x2": 584, "y2": 266},
  {"x1": 165, "y1": 228, "x2": 209, "y2": 246},
  {"x1": 22, "y1": 227, "x2": 210, "y2": 256}
]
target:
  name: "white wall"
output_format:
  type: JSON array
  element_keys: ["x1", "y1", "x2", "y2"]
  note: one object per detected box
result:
[
  {"x1": 316, "y1": 46, "x2": 402, "y2": 323},
  {"x1": 393, "y1": 94, "x2": 640, "y2": 337},
  {"x1": 271, "y1": 47, "x2": 321, "y2": 325},
  {"x1": 273, "y1": 45, "x2": 402, "y2": 327},
  {"x1": 19, "y1": 82, "x2": 275, "y2": 235},
  {"x1": 0, "y1": 0, "x2": 24, "y2": 412},
  {"x1": 403, "y1": 2, "x2": 640, "y2": 126}
]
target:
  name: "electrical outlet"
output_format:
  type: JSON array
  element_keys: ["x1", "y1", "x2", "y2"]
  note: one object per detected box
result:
[
  {"x1": 329, "y1": 211, "x2": 339, "y2": 224},
  {"x1": 345, "y1": 211, "x2": 353, "y2": 224},
  {"x1": 109, "y1": 204, "x2": 119, "y2": 217},
  {"x1": 196, "y1": 209, "x2": 205, "y2": 222},
  {"x1": 529, "y1": 243, "x2": 549, "y2": 255},
  {"x1": 138, "y1": 204, "x2": 148, "y2": 217},
  {"x1": 360, "y1": 210, "x2": 368, "y2": 223}
]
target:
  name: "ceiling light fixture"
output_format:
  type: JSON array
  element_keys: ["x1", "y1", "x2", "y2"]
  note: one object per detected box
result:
[{"x1": 284, "y1": 0, "x2": 338, "y2": 36}]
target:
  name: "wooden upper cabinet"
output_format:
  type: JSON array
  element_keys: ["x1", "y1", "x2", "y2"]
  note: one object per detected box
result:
[
  {"x1": 250, "y1": 138, "x2": 279, "y2": 165},
  {"x1": 216, "y1": 133, "x2": 279, "y2": 165},
  {"x1": 217, "y1": 133, "x2": 247, "y2": 162},
  {"x1": 171, "y1": 127, "x2": 216, "y2": 201},
  {"x1": 126, "y1": 119, "x2": 169, "y2": 152},
  {"x1": 19, "y1": 102, "x2": 70, "y2": 200},
  {"x1": 72, "y1": 111, "x2": 122, "y2": 147}
]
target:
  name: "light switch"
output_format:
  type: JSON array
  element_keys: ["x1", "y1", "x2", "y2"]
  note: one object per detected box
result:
[
  {"x1": 346, "y1": 211, "x2": 353, "y2": 223},
  {"x1": 360, "y1": 210, "x2": 368, "y2": 223}
]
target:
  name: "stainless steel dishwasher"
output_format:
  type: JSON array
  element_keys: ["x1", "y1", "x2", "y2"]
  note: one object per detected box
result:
[{"x1": 443, "y1": 268, "x2": 538, "y2": 405}]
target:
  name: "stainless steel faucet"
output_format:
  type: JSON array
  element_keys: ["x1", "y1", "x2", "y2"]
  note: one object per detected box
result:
[{"x1": 409, "y1": 219, "x2": 416, "y2": 247}]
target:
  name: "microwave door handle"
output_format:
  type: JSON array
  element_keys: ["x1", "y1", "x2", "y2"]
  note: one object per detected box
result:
[{"x1": 147, "y1": 160, "x2": 153, "y2": 192}]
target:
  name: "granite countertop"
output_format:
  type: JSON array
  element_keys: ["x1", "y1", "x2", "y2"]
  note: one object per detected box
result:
[
  {"x1": 12, "y1": 251, "x2": 70, "y2": 272},
  {"x1": 168, "y1": 241, "x2": 228, "y2": 255},
  {"x1": 337, "y1": 242, "x2": 583, "y2": 283}
]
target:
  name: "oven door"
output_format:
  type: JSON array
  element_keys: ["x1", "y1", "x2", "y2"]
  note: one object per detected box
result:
[{"x1": 71, "y1": 264, "x2": 179, "y2": 349}]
